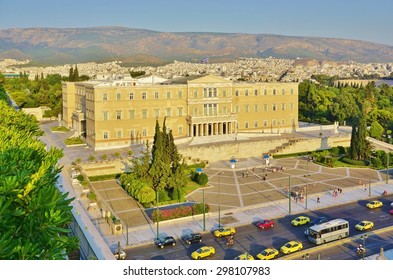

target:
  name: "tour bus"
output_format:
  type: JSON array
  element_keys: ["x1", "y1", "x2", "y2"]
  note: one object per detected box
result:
[{"x1": 307, "y1": 218, "x2": 349, "y2": 245}]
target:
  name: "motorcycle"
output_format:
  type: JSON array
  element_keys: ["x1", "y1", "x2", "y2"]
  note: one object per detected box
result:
[
  {"x1": 356, "y1": 247, "x2": 366, "y2": 256},
  {"x1": 226, "y1": 237, "x2": 234, "y2": 246}
]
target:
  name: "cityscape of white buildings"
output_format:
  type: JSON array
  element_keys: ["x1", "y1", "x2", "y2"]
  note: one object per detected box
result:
[{"x1": 1, "y1": 57, "x2": 393, "y2": 82}]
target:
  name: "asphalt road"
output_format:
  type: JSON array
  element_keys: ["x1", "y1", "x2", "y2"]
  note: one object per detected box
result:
[{"x1": 124, "y1": 194, "x2": 393, "y2": 260}]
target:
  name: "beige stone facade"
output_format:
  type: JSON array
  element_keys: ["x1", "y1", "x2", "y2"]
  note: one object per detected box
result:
[{"x1": 62, "y1": 75, "x2": 299, "y2": 150}]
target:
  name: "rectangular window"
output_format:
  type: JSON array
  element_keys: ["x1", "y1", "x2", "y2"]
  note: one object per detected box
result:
[
  {"x1": 282, "y1": 89, "x2": 285, "y2": 95},
  {"x1": 272, "y1": 119, "x2": 276, "y2": 126},
  {"x1": 103, "y1": 111, "x2": 108, "y2": 120},
  {"x1": 245, "y1": 122, "x2": 249, "y2": 129},
  {"x1": 254, "y1": 121, "x2": 258, "y2": 128},
  {"x1": 194, "y1": 90, "x2": 198, "y2": 99},
  {"x1": 264, "y1": 104, "x2": 268, "y2": 112},
  {"x1": 254, "y1": 89, "x2": 258, "y2": 96},
  {"x1": 116, "y1": 92, "x2": 121, "y2": 100},
  {"x1": 290, "y1": 103, "x2": 294, "y2": 110},
  {"x1": 245, "y1": 104, "x2": 249, "y2": 113},
  {"x1": 103, "y1": 132, "x2": 109, "y2": 139},
  {"x1": 281, "y1": 103, "x2": 286, "y2": 110},
  {"x1": 154, "y1": 109, "x2": 159, "y2": 118},
  {"x1": 203, "y1": 88, "x2": 207, "y2": 98},
  {"x1": 223, "y1": 106, "x2": 227, "y2": 114},
  {"x1": 129, "y1": 92, "x2": 134, "y2": 100},
  {"x1": 178, "y1": 107, "x2": 183, "y2": 116},
  {"x1": 142, "y1": 109, "x2": 147, "y2": 119},
  {"x1": 166, "y1": 108, "x2": 171, "y2": 117},
  {"x1": 245, "y1": 90, "x2": 249, "y2": 96},
  {"x1": 129, "y1": 110, "x2": 135, "y2": 119},
  {"x1": 235, "y1": 105, "x2": 240, "y2": 113},
  {"x1": 291, "y1": 88, "x2": 294, "y2": 95},
  {"x1": 178, "y1": 126, "x2": 183, "y2": 134},
  {"x1": 235, "y1": 90, "x2": 239, "y2": 96},
  {"x1": 254, "y1": 104, "x2": 259, "y2": 112},
  {"x1": 208, "y1": 88, "x2": 213, "y2": 97},
  {"x1": 130, "y1": 130, "x2": 135, "y2": 138},
  {"x1": 263, "y1": 120, "x2": 268, "y2": 127},
  {"x1": 223, "y1": 90, "x2": 227, "y2": 97},
  {"x1": 213, "y1": 88, "x2": 217, "y2": 97},
  {"x1": 142, "y1": 92, "x2": 147, "y2": 100},
  {"x1": 178, "y1": 91, "x2": 182, "y2": 99},
  {"x1": 166, "y1": 91, "x2": 171, "y2": 99},
  {"x1": 103, "y1": 93, "x2": 108, "y2": 101},
  {"x1": 142, "y1": 129, "x2": 147, "y2": 137},
  {"x1": 272, "y1": 104, "x2": 277, "y2": 111},
  {"x1": 116, "y1": 111, "x2": 122, "y2": 120},
  {"x1": 281, "y1": 119, "x2": 285, "y2": 126},
  {"x1": 264, "y1": 89, "x2": 267, "y2": 95},
  {"x1": 155, "y1": 92, "x2": 159, "y2": 99},
  {"x1": 117, "y1": 131, "x2": 122, "y2": 139},
  {"x1": 203, "y1": 104, "x2": 207, "y2": 116}
]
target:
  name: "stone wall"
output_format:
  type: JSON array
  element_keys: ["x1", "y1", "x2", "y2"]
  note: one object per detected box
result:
[{"x1": 179, "y1": 135, "x2": 351, "y2": 163}]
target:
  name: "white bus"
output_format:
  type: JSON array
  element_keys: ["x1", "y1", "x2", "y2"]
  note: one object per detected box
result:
[{"x1": 307, "y1": 218, "x2": 349, "y2": 245}]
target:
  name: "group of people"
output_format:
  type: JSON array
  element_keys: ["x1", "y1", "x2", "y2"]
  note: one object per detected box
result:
[{"x1": 332, "y1": 188, "x2": 343, "y2": 197}]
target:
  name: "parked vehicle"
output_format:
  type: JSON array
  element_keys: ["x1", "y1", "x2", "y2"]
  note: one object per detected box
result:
[
  {"x1": 154, "y1": 236, "x2": 176, "y2": 248},
  {"x1": 182, "y1": 233, "x2": 202, "y2": 244}
]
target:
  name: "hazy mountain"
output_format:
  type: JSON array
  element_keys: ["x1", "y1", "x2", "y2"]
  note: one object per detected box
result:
[{"x1": 1, "y1": 26, "x2": 392, "y2": 66}]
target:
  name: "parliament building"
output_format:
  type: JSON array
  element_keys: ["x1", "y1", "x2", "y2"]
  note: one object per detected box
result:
[{"x1": 62, "y1": 74, "x2": 299, "y2": 150}]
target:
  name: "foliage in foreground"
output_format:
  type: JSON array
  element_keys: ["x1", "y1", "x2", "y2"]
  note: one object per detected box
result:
[{"x1": 0, "y1": 100, "x2": 77, "y2": 259}]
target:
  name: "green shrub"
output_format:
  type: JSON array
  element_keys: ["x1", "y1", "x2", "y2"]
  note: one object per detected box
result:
[{"x1": 196, "y1": 173, "x2": 208, "y2": 185}]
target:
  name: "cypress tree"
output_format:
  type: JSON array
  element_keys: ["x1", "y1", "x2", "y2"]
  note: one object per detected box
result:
[
  {"x1": 73, "y1": 65, "x2": 79, "y2": 82},
  {"x1": 68, "y1": 66, "x2": 74, "y2": 81}
]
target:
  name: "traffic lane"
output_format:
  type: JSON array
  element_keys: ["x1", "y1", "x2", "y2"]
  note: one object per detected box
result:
[{"x1": 280, "y1": 228, "x2": 393, "y2": 260}]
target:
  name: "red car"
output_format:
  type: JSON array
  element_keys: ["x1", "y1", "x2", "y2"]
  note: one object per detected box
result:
[
  {"x1": 257, "y1": 219, "x2": 274, "y2": 229},
  {"x1": 389, "y1": 209, "x2": 393, "y2": 215}
]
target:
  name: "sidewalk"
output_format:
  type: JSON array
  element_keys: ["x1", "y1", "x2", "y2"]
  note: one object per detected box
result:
[{"x1": 101, "y1": 181, "x2": 393, "y2": 251}]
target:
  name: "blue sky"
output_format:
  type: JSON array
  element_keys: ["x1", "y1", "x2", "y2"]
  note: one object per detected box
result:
[{"x1": 1, "y1": 0, "x2": 393, "y2": 46}]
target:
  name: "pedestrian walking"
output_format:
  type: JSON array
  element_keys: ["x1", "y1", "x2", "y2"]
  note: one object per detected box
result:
[{"x1": 317, "y1": 197, "x2": 320, "y2": 203}]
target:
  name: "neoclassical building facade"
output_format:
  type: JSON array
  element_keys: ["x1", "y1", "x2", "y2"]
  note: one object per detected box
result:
[{"x1": 62, "y1": 75, "x2": 299, "y2": 150}]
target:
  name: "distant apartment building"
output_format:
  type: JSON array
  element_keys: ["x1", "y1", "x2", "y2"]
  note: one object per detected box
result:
[{"x1": 62, "y1": 74, "x2": 299, "y2": 150}]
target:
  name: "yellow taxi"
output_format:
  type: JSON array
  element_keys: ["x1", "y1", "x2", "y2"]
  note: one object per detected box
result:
[
  {"x1": 256, "y1": 248, "x2": 279, "y2": 260},
  {"x1": 366, "y1": 200, "x2": 383, "y2": 209},
  {"x1": 355, "y1": 220, "x2": 374, "y2": 231},
  {"x1": 213, "y1": 226, "x2": 236, "y2": 237},
  {"x1": 280, "y1": 241, "x2": 303, "y2": 255},
  {"x1": 291, "y1": 216, "x2": 310, "y2": 226},
  {"x1": 234, "y1": 252, "x2": 254, "y2": 260},
  {"x1": 191, "y1": 246, "x2": 215, "y2": 260}
]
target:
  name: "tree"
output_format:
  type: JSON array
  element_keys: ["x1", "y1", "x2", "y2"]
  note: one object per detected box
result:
[
  {"x1": 0, "y1": 101, "x2": 77, "y2": 259},
  {"x1": 369, "y1": 120, "x2": 384, "y2": 139},
  {"x1": 68, "y1": 66, "x2": 74, "y2": 82}
]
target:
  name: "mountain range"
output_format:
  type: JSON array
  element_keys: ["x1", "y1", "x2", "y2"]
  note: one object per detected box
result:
[{"x1": 1, "y1": 26, "x2": 393, "y2": 66}]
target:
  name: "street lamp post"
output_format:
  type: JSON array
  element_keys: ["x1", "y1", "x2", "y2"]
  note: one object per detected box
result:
[
  {"x1": 218, "y1": 171, "x2": 223, "y2": 227},
  {"x1": 202, "y1": 189, "x2": 206, "y2": 231},
  {"x1": 386, "y1": 153, "x2": 390, "y2": 184},
  {"x1": 156, "y1": 190, "x2": 159, "y2": 238},
  {"x1": 369, "y1": 157, "x2": 371, "y2": 197},
  {"x1": 361, "y1": 234, "x2": 368, "y2": 260},
  {"x1": 288, "y1": 175, "x2": 292, "y2": 214}
]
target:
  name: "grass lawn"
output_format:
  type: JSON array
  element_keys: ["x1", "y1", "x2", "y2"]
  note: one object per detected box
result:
[
  {"x1": 50, "y1": 126, "x2": 69, "y2": 132},
  {"x1": 64, "y1": 137, "x2": 84, "y2": 145}
]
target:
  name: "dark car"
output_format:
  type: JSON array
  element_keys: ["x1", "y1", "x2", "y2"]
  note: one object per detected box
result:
[
  {"x1": 181, "y1": 233, "x2": 202, "y2": 244},
  {"x1": 154, "y1": 236, "x2": 176, "y2": 248},
  {"x1": 310, "y1": 216, "x2": 328, "y2": 226}
]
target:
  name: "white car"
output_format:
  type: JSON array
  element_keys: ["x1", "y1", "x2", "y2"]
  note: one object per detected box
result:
[{"x1": 390, "y1": 202, "x2": 393, "y2": 208}]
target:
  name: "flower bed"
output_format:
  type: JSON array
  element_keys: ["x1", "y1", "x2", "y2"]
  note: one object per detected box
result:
[{"x1": 152, "y1": 203, "x2": 209, "y2": 222}]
